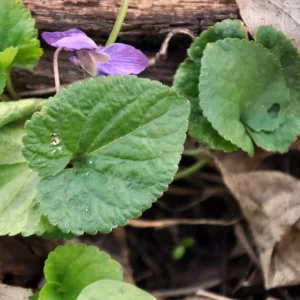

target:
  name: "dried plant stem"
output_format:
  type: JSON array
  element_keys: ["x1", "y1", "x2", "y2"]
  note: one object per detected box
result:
[
  {"x1": 234, "y1": 223, "x2": 261, "y2": 267},
  {"x1": 53, "y1": 47, "x2": 63, "y2": 93},
  {"x1": 6, "y1": 70, "x2": 18, "y2": 99},
  {"x1": 197, "y1": 289, "x2": 236, "y2": 300},
  {"x1": 128, "y1": 218, "x2": 240, "y2": 228},
  {"x1": 149, "y1": 28, "x2": 195, "y2": 66},
  {"x1": 151, "y1": 280, "x2": 222, "y2": 298},
  {"x1": 106, "y1": 0, "x2": 130, "y2": 45}
]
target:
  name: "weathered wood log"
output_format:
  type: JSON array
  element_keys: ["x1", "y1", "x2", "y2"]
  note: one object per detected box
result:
[
  {"x1": 25, "y1": 0, "x2": 239, "y2": 44},
  {"x1": 14, "y1": 0, "x2": 239, "y2": 93}
]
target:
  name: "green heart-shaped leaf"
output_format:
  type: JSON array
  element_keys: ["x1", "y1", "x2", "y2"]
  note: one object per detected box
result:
[
  {"x1": 174, "y1": 58, "x2": 236, "y2": 151},
  {"x1": 0, "y1": 124, "x2": 52, "y2": 236},
  {"x1": 0, "y1": 0, "x2": 43, "y2": 69},
  {"x1": 247, "y1": 26, "x2": 300, "y2": 152},
  {"x1": 200, "y1": 38, "x2": 290, "y2": 155},
  {"x1": 174, "y1": 19, "x2": 247, "y2": 151},
  {"x1": 23, "y1": 76, "x2": 189, "y2": 234},
  {"x1": 78, "y1": 280, "x2": 156, "y2": 300},
  {"x1": 188, "y1": 19, "x2": 248, "y2": 66},
  {"x1": 39, "y1": 244, "x2": 123, "y2": 300}
]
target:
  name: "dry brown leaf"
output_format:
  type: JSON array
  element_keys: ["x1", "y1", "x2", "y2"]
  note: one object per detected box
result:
[
  {"x1": 236, "y1": 0, "x2": 300, "y2": 49},
  {"x1": 0, "y1": 283, "x2": 32, "y2": 299},
  {"x1": 213, "y1": 153, "x2": 300, "y2": 288}
]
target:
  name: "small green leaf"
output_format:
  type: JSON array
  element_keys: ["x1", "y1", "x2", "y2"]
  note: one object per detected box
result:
[
  {"x1": 200, "y1": 38, "x2": 290, "y2": 155},
  {"x1": 172, "y1": 245, "x2": 186, "y2": 260},
  {"x1": 174, "y1": 19, "x2": 247, "y2": 151},
  {"x1": 248, "y1": 26, "x2": 300, "y2": 152},
  {"x1": 182, "y1": 236, "x2": 195, "y2": 248},
  {"x1": 39, "y1": 244, "x2": 123, "y2": 300},
  {"x1": 23, "y1": 76, "x2": 189, "y2": 235},
  {"x1": 0, "y1": 0, "x2": 43, "y2": 69},
  {"x1": 0, "y1": 98, "x2": 45, "y2": 128},
  {"x1": 188, "y1": 19, "x2": 248, "y2": 66},
  {"x1": 0, "y1": 125, "x2": 49, "y2": 236},
  {"x1": 78, "y1": 280, "x2": 156, "y2": 300},
  {"x1": 174, "y1": 58, "x2": 237, "y2": 151},
  {"x1": 0, "y1": 47, "x2": 18, "y2": 69}
]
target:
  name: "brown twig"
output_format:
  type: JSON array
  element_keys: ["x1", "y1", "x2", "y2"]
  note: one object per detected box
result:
[
  {"x1": 149, "y1": 28, "x2": 195, "y2": 66},
  {"x1": 196, "y1": 290, "x2": 236, "y2": 300},
  {"x1": 19, "y1": 85, "x2": 67, "y2": 97},
  {"x1": 151, "y1": 279, "x2": 222, "y2": 298},
  {"x1": 158, "y1": 187, "x2": 230, "y2": 213},
  {"x1": 128, "y1": 218, "x2": 240, "y2": 229},
  {"x1": 234, "y1": 224, "x2": 260, "y2": 267}
]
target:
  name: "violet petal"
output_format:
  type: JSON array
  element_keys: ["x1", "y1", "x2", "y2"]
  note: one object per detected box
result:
[
  {"x1": 97, "y1": 43, "x2": 149, "y2": 75},
  {"x1": 42, "y1": 29, "x2": 97, "y2": 51}
]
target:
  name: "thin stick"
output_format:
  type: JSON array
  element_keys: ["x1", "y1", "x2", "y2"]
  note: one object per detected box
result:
[
  {"x1": 151, "y1": 279, "x2": 222, "y2": 298},
  {"x1": 149, "y1": 28, "x2": 195, "y2": 66},
  {"x1": 174, "y1": 159, "x2": 208, "y2": 180},
  {"x1": 6, "y1": 70, "x2": 18, "y2": 99},
  {"x1": 128, "y1": 218, "x2": 240, "y2": 229},
  {"x1": 19, "y1": 85, "x2": 69, "y2": 97},
  {"x1": 106, "y1": 0, "x2": 130, "y2": 46},
  {"x1": 53, "y1": 47, "x2": 63, "y2": 93},
  {"x1": 197, "y1": 290, "x2": 236, "y2": 300},
  {"x1": 234, "y1": 224, "x2": 260, "y2": 267}
]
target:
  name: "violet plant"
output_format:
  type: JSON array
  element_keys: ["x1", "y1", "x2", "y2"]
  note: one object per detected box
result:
[
  {"x1": 0, "y1": 0, "x2": 187, "y2": 298},
  {"x1": 1, "y1": 0, "x2": 300, "y2": 298},
  {"x1": 0, "y1": 0, "x2": 189, "y2": 237},
  {"x1": 42, "y1": 29, "x2": 149, "y2": 90},
  {"x1": 174, "y1": 19, "x2": 300, "y2": 155}
]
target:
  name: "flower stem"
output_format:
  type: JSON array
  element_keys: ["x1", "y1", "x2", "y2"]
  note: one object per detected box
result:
[
  {"x1": 174, "y1": 159, "x2": 209, "y2": 181},
  {"x1": 106, "y1": 0, "x2": 130, "y2": 46},
  {"x1": 6, "y1": 70, "x2": 18, "y2": 99},
  {"x1": 53, "y1": 47, "x2": 63, "y2": 93}
]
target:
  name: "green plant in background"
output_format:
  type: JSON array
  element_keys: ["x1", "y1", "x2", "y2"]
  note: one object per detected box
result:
[
  {"x1": 31, "y1": 244, "x2": 155, "y2": 300},
  {"x1": 0, "y1": 0, "x2": 42, "y2": 100},
  {"x1": 22, "y1": 76, "x2": 189, "y2": 235},
  {"x1": 172, "y1": 236, "x2": 195, "y2": 260},
  {"x1": 174, "y1": 20, "x2": 300, "y2": 155},
  {"x1": 0, "y1": 0, "x2": 189, "y2": 238}
]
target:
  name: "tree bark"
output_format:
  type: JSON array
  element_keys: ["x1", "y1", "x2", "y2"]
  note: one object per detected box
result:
[
  {"x1": 15, "y1": 0, "x2": 239, "y2": 94},
  {"x1": 25, "y1": 0, "x2": 238, "y2": 44}
]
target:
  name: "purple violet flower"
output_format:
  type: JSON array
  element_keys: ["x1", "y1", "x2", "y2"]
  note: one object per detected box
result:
[{"x1": 42, "y1": 29, "x2": 149, "y2": 76}]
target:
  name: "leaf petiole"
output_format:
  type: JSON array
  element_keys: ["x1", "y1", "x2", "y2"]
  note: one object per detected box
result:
[
  {"x1": 106, "y1": 0, "x2": 130, "y2": 46},
  {"x1": 183, "y1": 147, "x2": 205, "y2": 156},
  {"x1": 174, "y1": 159, "x2": 208, "y2": 181},
  {"x1": 6, "y1": 70, "x2": 18, "y2": 99}
]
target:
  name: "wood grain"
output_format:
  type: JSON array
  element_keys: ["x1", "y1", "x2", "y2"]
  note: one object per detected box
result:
[{"x1": 15, "y1": 0, "x2": 239, "y2": 93}]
